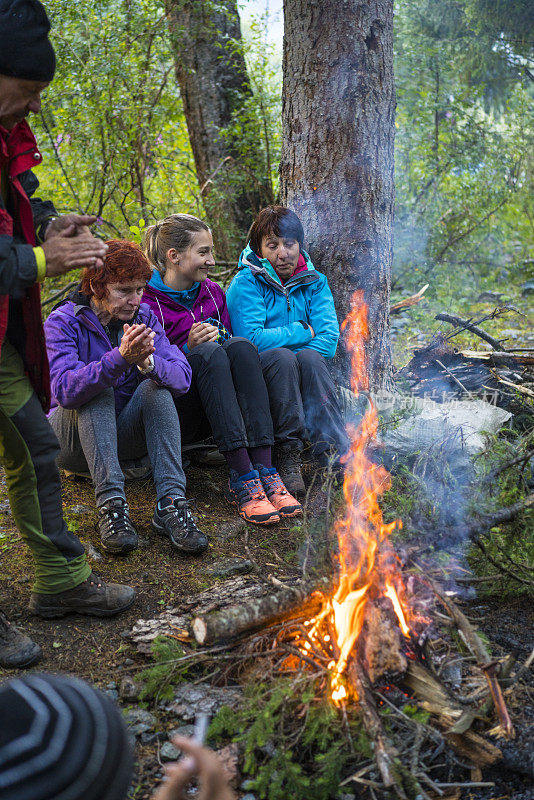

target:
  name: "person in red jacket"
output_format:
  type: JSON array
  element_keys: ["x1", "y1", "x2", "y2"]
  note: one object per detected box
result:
[{"x1": 0, "y1": 0, "x2": 135, "y2": 670}]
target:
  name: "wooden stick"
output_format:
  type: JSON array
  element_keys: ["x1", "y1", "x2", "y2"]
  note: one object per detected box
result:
[
  {"x1": 347, "y1": 660, "x2": 421, "y2": 799},
  {"x1": 390, "y1": 284, "x2": 429, "y2": 314},
  {"x1": 435, "y1": 313, "x2": 502, "y2": 350},
  {"x1": 435, "y1": 359, "x2": 472, "y2": 395},
  {"x1": 41, "y1": 281, "x2": 78, "y2": 308},
  {"x1": 429, "y1": 580, "x2": 515, "y2": 739}
]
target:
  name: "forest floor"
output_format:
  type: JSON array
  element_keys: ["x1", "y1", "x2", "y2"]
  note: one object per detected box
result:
[{"x1": 0, "y1": 278, "x2": 532, "y2": 799}]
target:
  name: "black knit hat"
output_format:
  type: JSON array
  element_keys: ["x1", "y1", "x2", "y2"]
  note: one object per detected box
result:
[
  {"x1": 0, "y1": 673, "x2": 134, "y2": 800},
  {"x1": 0, "y1": 0, "x2": 56, "y2": 82}
]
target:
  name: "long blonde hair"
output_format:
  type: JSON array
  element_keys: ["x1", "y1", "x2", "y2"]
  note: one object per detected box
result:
[{"x1": 143, "y1": 214, "x2": 210, "y2": 275}]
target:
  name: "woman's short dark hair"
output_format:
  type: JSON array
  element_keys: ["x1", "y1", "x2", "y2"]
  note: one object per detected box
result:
[{"x1": 248, "y1": 206, "x2": 305, "y2": 255}]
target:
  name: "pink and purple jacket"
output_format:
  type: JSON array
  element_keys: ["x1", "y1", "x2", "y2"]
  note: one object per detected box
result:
[{"x1": 142, "y1": 277, "x2": 232, "y2": 352}]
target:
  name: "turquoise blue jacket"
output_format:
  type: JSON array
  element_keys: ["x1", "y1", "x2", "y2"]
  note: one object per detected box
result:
[{"x1": 226, "y1": 245, "x2": 340, "y2": 358}]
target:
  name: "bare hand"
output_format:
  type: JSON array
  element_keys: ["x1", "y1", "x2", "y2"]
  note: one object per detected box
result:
[
  {"x1": 119, "y1": 323, "x2": 155, "y2": 365},
  {"x1": 152, "y1": 737, "x2": 236, "y2": 800},
  {"x1": 45, "y1": 214, "x2": 99, "y2": 240},
  {"x1": 187, "y1": 322, "x2": 219, "y2": 351},
  {"x1": 42, "y1": 230, "x2": 108, "y2": 277},
  {"x1": 308, "y1": 324, "x2": 315, "y2": 337}
]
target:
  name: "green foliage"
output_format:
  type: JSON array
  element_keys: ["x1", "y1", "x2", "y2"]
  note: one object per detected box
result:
[
  {"x1": 129, "y1": 218, "x2": 146, "y2": 245},
  {"x1": 467, "y1": 430, "x2": 534, "y2": 598},
  {"x1": 138, "y1": 636, "x2": 189, "y2": 702},
  {"x1": 401, "y1": 702, "x2": 431, "y2": 725},
  {"x1": 394, "y1": 0, "x2": 534, "y2": 312},
  {"x1": 209, "y1": 677, "x2": 364, "y2": 800},
  {"x1": 34, "y1": 0, "x2": 199, "y2": 236}
]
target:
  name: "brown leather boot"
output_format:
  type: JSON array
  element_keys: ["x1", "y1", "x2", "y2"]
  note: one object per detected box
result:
[{"x1": 29, "y1": 573, "x2": 135, "y2": 619}]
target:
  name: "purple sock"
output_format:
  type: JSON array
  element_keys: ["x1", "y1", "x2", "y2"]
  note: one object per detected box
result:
[
  {"x1": 249, "y1": 446, "x2": 272, "y2": 469},
  {"x1": 224, "y1": 447, "x2": 253, "y2": 476}
]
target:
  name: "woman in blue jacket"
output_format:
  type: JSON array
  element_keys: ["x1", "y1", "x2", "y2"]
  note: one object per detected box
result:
[{"x1": 226, "y1": 206, "x2": 349, "y2": 494}]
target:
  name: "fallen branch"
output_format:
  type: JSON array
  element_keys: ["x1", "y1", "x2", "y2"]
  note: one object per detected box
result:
[
  {"x1": 479, "y1": 448, "x2": 534, "y2": 484},
  {"x1": 191, "y1": 582, "x2": 326, "y2": 646},
  {"x1": 402, "y1": 662, "x2": 503, "y2": 765},
  {"x1": 435, "y1": 313, "x2": 503, "y2": 350},
  {"x1": 461, "y1": 350, "x2": 534, "y2": 366},
  {"x1": 468, "y1": 494, "x2": 534, "y2": 540},
  {"x1": 390, "y1": 284, "x2": 429, "y2": 315},
  {"x1": 428, "y1": 580, "x2": 515, "y2": 739}
]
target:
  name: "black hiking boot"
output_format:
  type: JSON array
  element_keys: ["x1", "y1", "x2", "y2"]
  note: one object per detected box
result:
[
  {"x1": 29, "y1": 573, "x2": 136, "y2": 619},
  {"x1": 152, "y1": 497, "x2": 208, "y2": 555},
  {"x1": 273, "y1": 444, "x2": 305, "y2": 499},
  {"x1": 0, "y1": 610, "x2": 42, "y2": 668},
  {"x1": 97, "y1": 497, "x2": 138, "y2": 555}
]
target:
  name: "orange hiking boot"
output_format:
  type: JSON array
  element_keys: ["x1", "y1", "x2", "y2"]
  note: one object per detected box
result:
[
  {"x1": 226, "y1": 469, "x2": 280, "y2": 525},
  {"x1": 256, "y1": 466, "x2": 303, "y2": 518}
]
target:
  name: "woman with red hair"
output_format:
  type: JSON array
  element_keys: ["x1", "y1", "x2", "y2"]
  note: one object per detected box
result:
[{"x1": 44, "y1": 240, "x2": 208, "y2": 557}]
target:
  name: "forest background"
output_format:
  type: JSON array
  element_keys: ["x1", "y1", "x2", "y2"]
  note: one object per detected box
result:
[
  {"x1": 35, "y1": 0, "x2": 533, "y2": 353},
  {"x1": 1, "y1": 5, "x2": 532, "y2": 795}
]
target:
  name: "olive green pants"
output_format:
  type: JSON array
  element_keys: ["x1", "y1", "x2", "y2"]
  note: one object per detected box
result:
[{"x1": 0, "y1": 341, "x2": 90, "y2": 593}]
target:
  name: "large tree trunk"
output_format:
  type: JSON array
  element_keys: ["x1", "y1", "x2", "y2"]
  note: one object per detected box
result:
[
  {"x1": 165, "y1": 0, "x2": 265, "y2": 255},
  {"x1": 279, "y1": 0, "x2": 395, "y2": 390}
]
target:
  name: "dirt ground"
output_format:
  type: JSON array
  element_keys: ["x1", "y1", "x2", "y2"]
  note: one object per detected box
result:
[
  {"x1": 1, "y1": 462, "x2": 532, "y2": 800},
  {"x1": 0, "y1": 462, "x2": 310, "y2": 684}
]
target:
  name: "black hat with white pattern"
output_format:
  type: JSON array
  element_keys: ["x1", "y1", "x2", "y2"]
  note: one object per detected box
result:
[{"x1": 0, "y1": 673, "x2": 133, "y2": 800}]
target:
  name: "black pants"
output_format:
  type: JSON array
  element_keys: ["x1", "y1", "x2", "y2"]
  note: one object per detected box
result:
[
  {"x1": 259, "y1": 347, "x2": 349, "y2": 456},
  {"x1": 175, "y1": 337, "x2": 273, "y2": 452}
]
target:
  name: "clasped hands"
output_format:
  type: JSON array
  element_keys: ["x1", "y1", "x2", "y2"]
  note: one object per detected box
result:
[
  {"x1": 119, "y1": 323, "x2": 155, "y2": 370},
  {"x1": 187, "y1": 321, "x2": 219, "y2": 350}
]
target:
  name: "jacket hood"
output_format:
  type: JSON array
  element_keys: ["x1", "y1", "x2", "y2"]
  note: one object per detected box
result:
[{"x1": 238, "y1": 244, "x2": 319, "y2": 291}]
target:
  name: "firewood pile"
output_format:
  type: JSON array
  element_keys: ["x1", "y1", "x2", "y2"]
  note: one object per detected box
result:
[
  {"x1": 129, "y1": 565, "x2": 533, "y2": 799},
  {"x1": 399, "y1": 311, "x2": 534, "y2": 412}
]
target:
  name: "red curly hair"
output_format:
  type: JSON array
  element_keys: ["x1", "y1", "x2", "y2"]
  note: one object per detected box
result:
[{"x1": 81, "y1": 239, "x2": 152, "y2": 299}]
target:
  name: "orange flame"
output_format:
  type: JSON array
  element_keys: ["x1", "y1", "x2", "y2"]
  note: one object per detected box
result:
[{"x1": 326, "y1": 291, "x2": 410, "y2": 702}]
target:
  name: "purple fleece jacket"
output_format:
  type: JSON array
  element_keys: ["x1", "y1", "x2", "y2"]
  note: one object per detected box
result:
[
  {"x1": 142, "y1": 278, "x2": 232, "y2": 352},
  {"x1": 44, "y1": 300, "x2": 192, "y2": 414}
]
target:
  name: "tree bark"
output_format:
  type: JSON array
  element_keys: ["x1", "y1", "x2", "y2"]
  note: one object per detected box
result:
[
  {"x1": 192, "y1": 583, "x2": 323, "y2": 645},
  {"x1": 165, "y1": 0, "x2": 265, "y2": 254},
  {"x1": 279, "y1": 0, "x2": 395, "y2": 390}
]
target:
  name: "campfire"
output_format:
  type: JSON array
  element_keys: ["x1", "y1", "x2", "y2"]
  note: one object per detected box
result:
[
  {"x1": 292, "y1": 291, "x2": 415, "y2": 706},
  {"x1": 130, "y1": 293, "x2": 530, "y2": 799}
]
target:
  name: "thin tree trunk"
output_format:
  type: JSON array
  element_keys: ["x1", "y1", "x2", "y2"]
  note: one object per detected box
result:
[
  {"x1": 165, "y1": 0, "x2": 264, "y2": 254},
  {"x1": 279, "y1": 0, "x2": 395, "y2": 390}
]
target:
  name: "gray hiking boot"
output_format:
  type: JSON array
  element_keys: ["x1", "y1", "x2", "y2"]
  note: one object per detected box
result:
[
  {"x1": 29, "y1": 573, "x2": 136, "y2": 619},
  {"x1": 0, "y1": 609, "x2": 42, "y2": 668},
  {"x1": 97, "y1": 497, "x2": 138, "y2": 555},
  {"x1": 273, "y1": 444, "x2": 306, "y2": 499}
]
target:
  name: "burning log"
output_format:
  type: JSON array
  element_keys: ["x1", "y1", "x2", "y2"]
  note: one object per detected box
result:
[
  {"x1": 362, "y1": 599, "x2": 407, "y2": 684},
  {"x1": 192, "y1": 581, "x2": 325, "y2": 646}
]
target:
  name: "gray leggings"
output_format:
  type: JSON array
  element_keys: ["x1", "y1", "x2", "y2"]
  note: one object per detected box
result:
[{"x1": 49, "y1": 381, "x2": 186, "y2": 506}]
